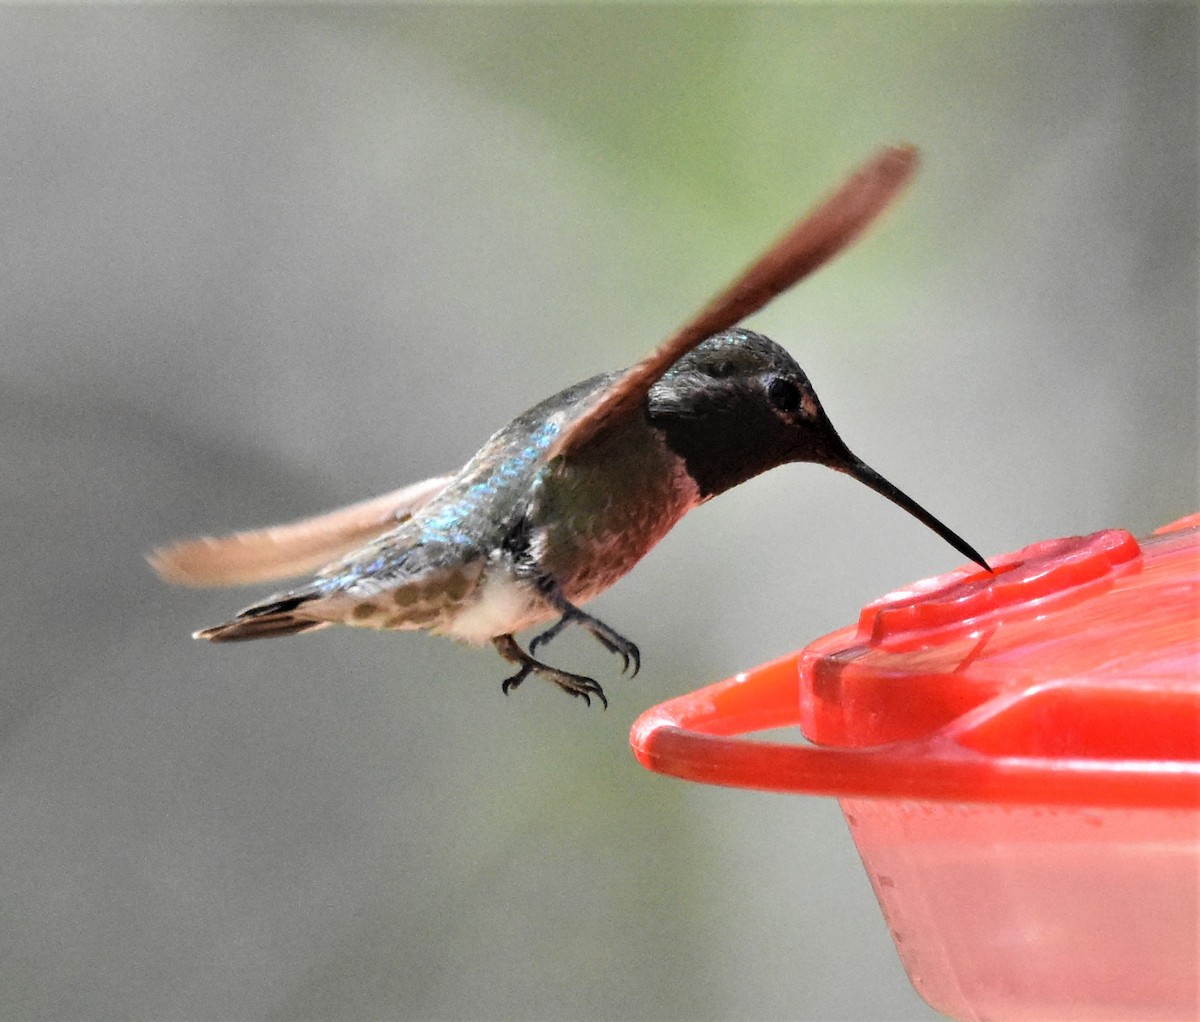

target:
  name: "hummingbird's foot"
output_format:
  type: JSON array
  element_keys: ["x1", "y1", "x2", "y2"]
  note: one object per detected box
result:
[
  {"x1": 531, "y1": 588, "x2": 641, "y2": 677},
  {"x1": 492, "y1": 634, "x2": 609, "y2": 709}
]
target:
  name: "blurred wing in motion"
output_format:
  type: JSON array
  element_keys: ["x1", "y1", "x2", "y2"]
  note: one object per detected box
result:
[
  {"x1": 549, "y1": 144, "x2": 919, "y2": 461},
  {"x1": 148, "y1": 473, "x2": 455, "y2": 587}
]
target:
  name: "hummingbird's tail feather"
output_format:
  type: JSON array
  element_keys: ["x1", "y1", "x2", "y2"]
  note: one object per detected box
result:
[
  {"x1": 194, "y1": 593, "x2": 330, "y2": 642},
  {"x1": 195, "y1": 615, "x2": 329, "y2": 642},
  {"x1": 149, "y1": 473, "x2": 455, "y2": 588}
]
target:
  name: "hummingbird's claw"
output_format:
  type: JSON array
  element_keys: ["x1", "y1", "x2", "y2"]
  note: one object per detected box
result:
[
  {"x1": 590, "y1": 630, "x2": 639, "y2": 676},
  {"x1": 534, "y1": 588, "x2": 641, "y2": 678},
  {"x1": 493, "y1": 634, "x2": 609, "y2": 709},
  {"x1": 500, "y1": 662, "x2": 532, "y2": 696},
  {"x1": 580, "y1": 618, "x2": 640, "y2": 677}
]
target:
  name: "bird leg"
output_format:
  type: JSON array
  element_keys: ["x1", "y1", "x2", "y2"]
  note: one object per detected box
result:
[
  {"x1": 492, "y1": 634, "x2": 608, "y2": 709},
  {"x1": 529, "y1": 584, "x2": 640, "y2": 677}
]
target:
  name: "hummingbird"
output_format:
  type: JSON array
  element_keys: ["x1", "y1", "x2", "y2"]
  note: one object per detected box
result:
[{"x1": 150, "y1": 145, "x2": 990, "y2": 708}]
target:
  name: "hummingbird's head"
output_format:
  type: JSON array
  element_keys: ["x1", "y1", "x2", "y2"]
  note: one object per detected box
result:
[
  {"x1": 648, "y1": 328, "x2": 991, "y2": 571},
  {"x1": 648, "y1": 328, "x2": 848, "y2": 493}
]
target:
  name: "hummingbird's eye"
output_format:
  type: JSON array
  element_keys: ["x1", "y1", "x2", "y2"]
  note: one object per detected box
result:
[{"x1": 766, "y1": 377, "x2": 802, "y2": 414}]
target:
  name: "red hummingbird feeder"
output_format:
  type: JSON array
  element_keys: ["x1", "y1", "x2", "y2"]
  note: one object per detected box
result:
[{"x1": 631, "y1": 514, "x2": 1200, "y2": 1021}]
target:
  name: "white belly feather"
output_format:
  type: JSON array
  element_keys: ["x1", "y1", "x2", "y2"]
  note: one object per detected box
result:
[{"x1": 438, "y1": 573, "x2": 548, "y2": 645}]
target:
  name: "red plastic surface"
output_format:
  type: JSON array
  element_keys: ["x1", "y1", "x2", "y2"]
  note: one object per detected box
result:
[
  {"x1": 631, "y1": 522, "x2": 1200, "y2": 808},
  {"x1": 855, "y1": 529, "x2": 1140, "y2": 653}
]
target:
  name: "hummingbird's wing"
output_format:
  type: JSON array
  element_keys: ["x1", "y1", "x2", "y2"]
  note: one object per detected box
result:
[
  {"x1": 549, "y1": 144, "x2": 919, "y2": 462},
  {"x1": 148, "y1": 473, "x2": 455, "y2": 587}
]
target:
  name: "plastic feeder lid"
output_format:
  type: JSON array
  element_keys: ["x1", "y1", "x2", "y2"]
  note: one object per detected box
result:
[{"x1": 631, "y1": 518, "x2": 1200, "y2": 808}]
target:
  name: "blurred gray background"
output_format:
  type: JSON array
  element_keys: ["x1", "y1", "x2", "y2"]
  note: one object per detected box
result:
[{"x1": 1, "y1": 7, "x2": 1195, "y2": 1021}]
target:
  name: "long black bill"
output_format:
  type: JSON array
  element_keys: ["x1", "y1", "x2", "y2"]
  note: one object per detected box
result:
[{"x1": 839, "y1": 457, "x2": 992, "y2": 573}]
